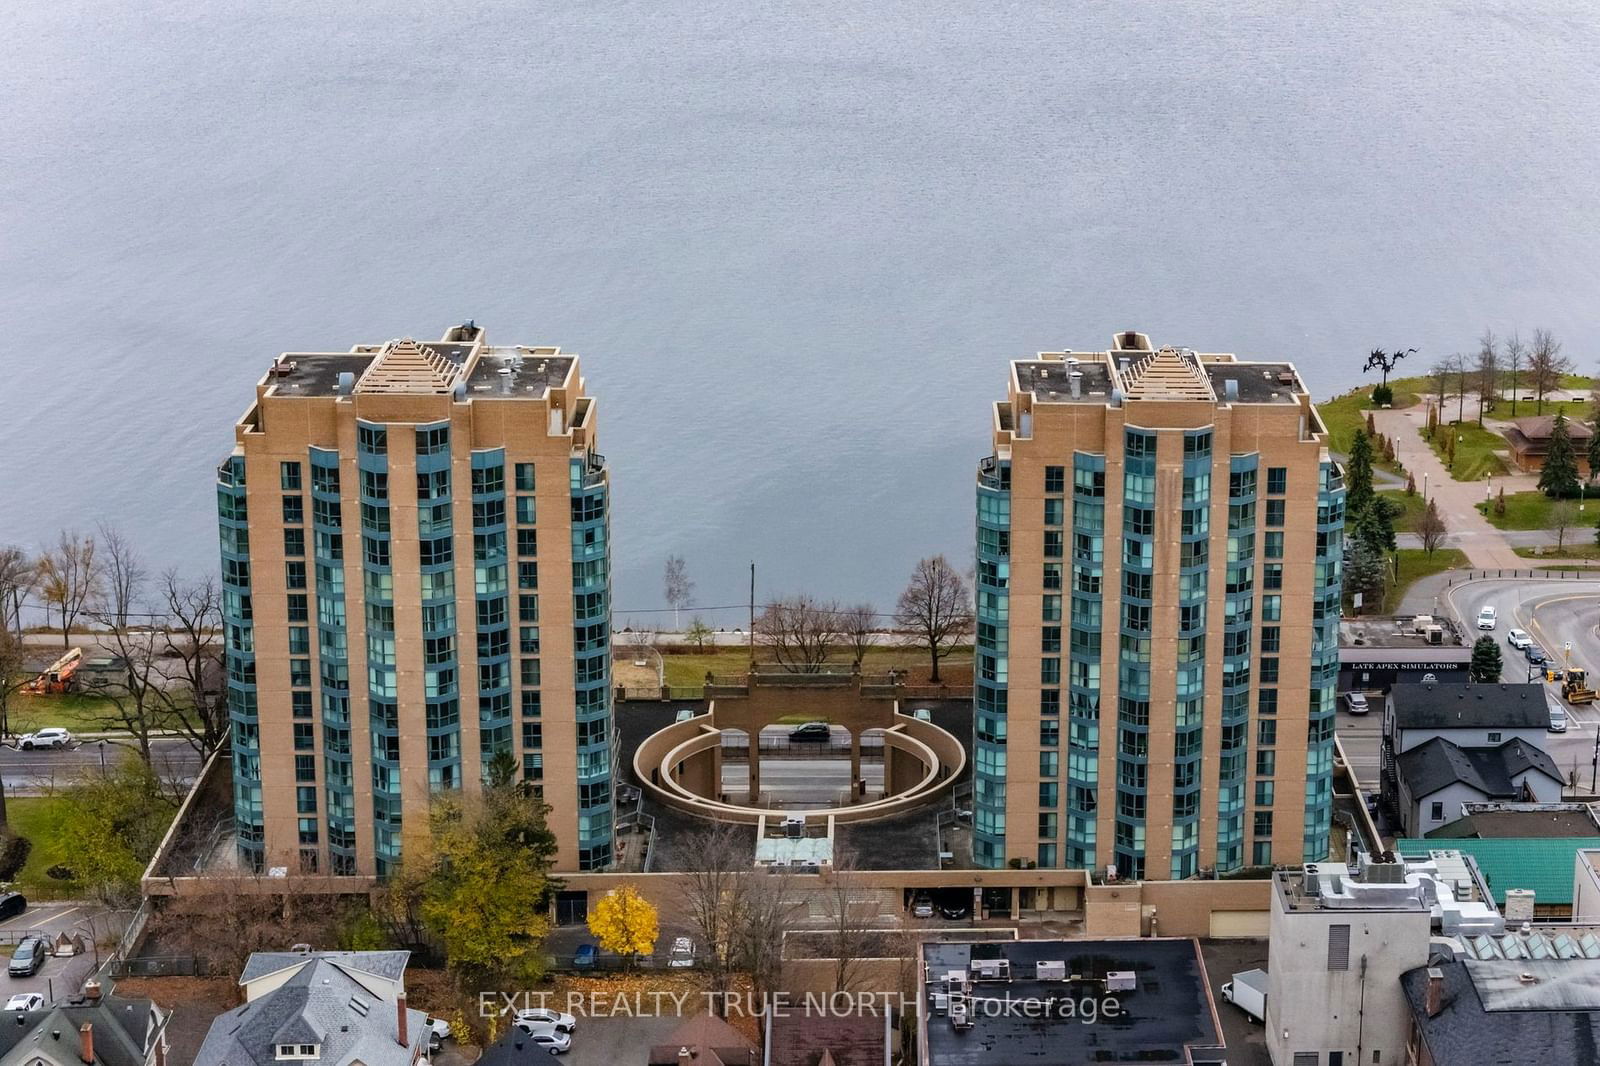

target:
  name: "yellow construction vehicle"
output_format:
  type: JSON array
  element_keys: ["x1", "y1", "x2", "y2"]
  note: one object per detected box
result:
[{"x1": 1564, "y1": 667, "x2": 1597, "y2": 704}]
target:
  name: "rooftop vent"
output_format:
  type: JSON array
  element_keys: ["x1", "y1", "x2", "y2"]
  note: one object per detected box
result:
[{"x1": 335, "y1": 371, "x2": 355, "y2": 397}]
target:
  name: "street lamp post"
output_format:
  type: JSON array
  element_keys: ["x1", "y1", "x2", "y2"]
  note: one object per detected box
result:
[
  {"x1": 97, "y1": 739, "x2": 105, "y2": 776},
  {"x1": 1423, "y1": 471, "x2": 1430, "y2": 502},
  {"x1": 1591, "y1": 727, "x2": 1598, "y2": 794}
]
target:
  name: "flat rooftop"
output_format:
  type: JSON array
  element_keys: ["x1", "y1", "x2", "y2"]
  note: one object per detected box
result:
[
  {"x1": 1341, "y1": 616, "x2": 1466, "y2": 650},
  {"x1": 260, "y1": 328, "x2": 574, "y2": 400},
  {"x1": 1014, "y1": 345, "x2": 1307, "y2": 408},
  {"x1": 1014, "y1": 358, "x2": 1116, "y2": 404},
  {"x1": 921, "y1": 939, "x2": 1224, "y2": 1066},
  {"x1": 1201, "y1": 362, "x2": 1304, "y2": 403}
]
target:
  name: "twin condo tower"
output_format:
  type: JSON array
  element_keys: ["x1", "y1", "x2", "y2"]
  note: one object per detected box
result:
[{"x1": 218, "y1": 326, "x2": 1341, "y2": 878}]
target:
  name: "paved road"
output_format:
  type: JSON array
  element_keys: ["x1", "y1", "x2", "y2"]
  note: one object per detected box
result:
[
  {"x1": 0, "y1": 738, "x2": 201, "y2": 793},
  {"x1": 721, "y1": 758, "x2": 884, "y2": 805}
]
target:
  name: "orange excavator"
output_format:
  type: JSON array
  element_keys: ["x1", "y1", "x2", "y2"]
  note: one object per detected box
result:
[{"x1": 23, "y1": 647, "x2": 82, "y2": 695}]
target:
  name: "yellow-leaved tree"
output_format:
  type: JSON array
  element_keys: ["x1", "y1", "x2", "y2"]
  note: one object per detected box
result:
[{"x1": 587, "y1": 884, "x2": 659, "y2": 969}]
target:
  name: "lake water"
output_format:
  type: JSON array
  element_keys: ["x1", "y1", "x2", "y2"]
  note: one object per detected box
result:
[{"x1": 2, "y1": 0, "x2": 1597, "y2": 619}]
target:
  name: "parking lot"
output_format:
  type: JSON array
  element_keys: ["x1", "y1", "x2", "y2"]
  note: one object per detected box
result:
[
  {"x1": 479, "y1": 1010, "x2": 715, "y2": 1064},
  {"x1": 0, "y1": 902, "x2": 113, "y2": 1004}
]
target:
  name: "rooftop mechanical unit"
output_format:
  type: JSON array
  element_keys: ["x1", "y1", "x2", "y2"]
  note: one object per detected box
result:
[
  {"x1": 970, "y1": 958, "x2": 1010, "y2": 982},
  {"x1": 1036, "y1": 960, "x2": 1066, "y2": 981},
  {"x1": 1106, "y1": 971, "x2": 1137, "y2": 992}
]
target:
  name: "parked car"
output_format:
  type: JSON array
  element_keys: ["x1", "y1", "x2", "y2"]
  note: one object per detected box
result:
[
  {"x1": 1526, "y1": 646, "x2": 1549, "y2": 667},
  {"x1": 788, "y1": 722, "x2": 831, "y2": 742},
  {"x1": 1343, "y1": 692, "x2": 1370, "y2": 715},
  {"x1": 572, "y1": 944, "x2": 598, "y2": 970},
  {"x1": 938, "y1": 893, "x2": 971, "y2": 920},
  {"x1": 1550, "y1": 704, "x2": 1569, "y2": 733},
  {"x1": 515, "y1": 1008, "x2": 577, "y2": 1033},
  {"x1": 518, "y1": 1024, "x2": 571, "y2": 1055},
  {"x1": 912, "y1": 892, "x2": 934, "y2": 919},
  {"x1": 668, "y1": 936, "x2": 695, "y2": 968},
  {"x1": 425, "y1": 1017, "x2": 451, "y2": 1049},
  {"x1": 17, "y1": 728, "x2": 72, "y2": 750},
  {"x1": 0, "y1": 893, "x2": 26, "y2": 921},
  {"x1": 3, "y1": 994, "x2": 41, "y2": 1012},
  {"x1": 1477, "y1": 606, "x2": 1498, "y2": 630},
  {"x1": 8, "y1": 937, "x2": 47, "y2": 977},
  {"x1": 1508, "y1": 629, "x2": 1533, "y2": 650}
]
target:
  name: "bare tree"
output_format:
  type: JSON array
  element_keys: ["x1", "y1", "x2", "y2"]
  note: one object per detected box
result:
[
  {"x1": 150, "y1": 870, "x2": 345, "y2": 983},
  {"x1": 755, "y1": 595, "x2": 842, "y2": 673},
  {"x1": 663, "y1": 554, "x2": 694, "y2": 629},
  {"x1": 675, "y1": 823, "x2": 754, "y2": 1016},
  {"x1": 1504, "y1": 331, "x2": 1527, "y2": 417},
  {"x1": 894, "y1": 556, "x2": 972, "y2": 683},
  {"x1": 1416, "y1": 497, "x2": 1448, "y2": 558},
  {"x1": 1452, "y1": 352, "x2": 1470, "y2": 424},
  {"x1": 1530, "y1": 328, "x2": 1571, "y2": 415},
  {"x1": 0, "y1": 548, "x2": 33, "y2": 635},
  {"x1": 820, "y1": 854, "x2": 879, "y2": 995},
  {"x1": 37, "y1": 530, "x2": 98, "y2": 648},
  {"x1": 153, "y1": 570, "x2": 227, "y2": 757},
  {"x1": 1427, "y1": 357, "x2": 1454, "y2": 424},
  {"x1": 0, "y1": 628, "x2": 30, "y2": 827},
  {"x1": 736, "y1": 863, "x2": 806, "y2": 1014},
  {"x1": 840, "y1": 603, "x2": 876, "y2": 665},
  {"x1": 81, "y1": 620, "x2": 167, "y2": 766},
  {"x1": 1475, "y1": 329, "x2": 1499, "y2": 424},
  {"x1": 1552, "y1": 500, "x2": 1579, "y2": 552},
  {"x1": 97, "y1": 522, "x2": 144, "y2": 630}
]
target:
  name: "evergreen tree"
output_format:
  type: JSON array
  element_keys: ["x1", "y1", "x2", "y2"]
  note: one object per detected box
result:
[
  {"x1": 1352, "y1": 495, "x2": 1398, "y2": 555},
  {"x1": 1346, "y1": 429, "x2": 1376, "y2": 518},
  {"x1": 1587, "y1": 412, "x2": 1600, "y2": 483},
  {"x1": 1469, "y1": 636, "x2": 1503, "y2": 683},
  {"x1": 1346, "y1": 540, "x2": 1388, "y2": 613},
  {"x1": 1539, "y1": 412, "x2": 1581, "y2": 498}
]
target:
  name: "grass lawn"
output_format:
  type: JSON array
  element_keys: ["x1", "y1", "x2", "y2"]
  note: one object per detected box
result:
[
  {"x1": 3, "y1": 796, "x2": 80, "y2": 898},
  {"x1": 1316, "y1": 383, "x2": 1419, "y2": 466},
  {"x1": 657, "y1": 644, "x2": 972, "y2": 689},
  {"x1": 1517, "y1": 543, "x2": 1600, "y2": 560},
  {"x1": 1379, "y1": 489, "x2": 1426, "y2": 532},
  {"x1": 1379, "y1": 548, "x2": 1469, "y2": 614},
  {"x1": 1474, "y1": 490, "x2": 1600, "y2": 531},
  {"x1": 7, "y1": 693, "x2": 197, "y2": 737},
  {"x1": 1420, "y1": 422, "x2": 1509, "y2": 481}
]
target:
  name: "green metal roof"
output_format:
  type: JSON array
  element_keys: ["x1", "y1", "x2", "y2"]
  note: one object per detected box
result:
[{"x1": 1396, "y1": 837, "x2": 1600, "y2": 906}]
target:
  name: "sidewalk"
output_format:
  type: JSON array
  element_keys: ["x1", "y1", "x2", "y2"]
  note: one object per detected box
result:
[{"x1": 1372, "y1": 406, "x2": 1525, "y2": 569}]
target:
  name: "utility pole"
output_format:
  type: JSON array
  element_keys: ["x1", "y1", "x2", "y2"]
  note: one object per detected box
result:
[{"x1": 748, "y1": 562, "x2": 755, "y2": 668}]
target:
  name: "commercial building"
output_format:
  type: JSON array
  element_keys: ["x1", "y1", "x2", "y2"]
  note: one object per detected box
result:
[
  {"x1": 974, "y1": 331, "x2": 1342, "y2": 876},
  {"x1": 1502, "y1": 414, "x2": 1594, "y2": 475},
  {"x1": 217, "y1": 324, "x2": 614, "y2": 875},
  {"x1": 1267, "y1": 860, "x2": 1437, "y2": 1066},
  {"x1": 917, "y1": 938, "x2": 1226, "y2": 1066}
]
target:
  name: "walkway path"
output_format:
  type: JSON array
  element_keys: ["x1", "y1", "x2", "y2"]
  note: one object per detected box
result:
[{"x1": 1372, "y1": 406, "x2": 1526, "y2": 568}]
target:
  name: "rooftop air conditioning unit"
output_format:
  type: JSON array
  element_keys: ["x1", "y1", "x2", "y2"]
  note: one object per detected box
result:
[
  {"x1": 950, "y1": 999, "x2": 973, "y2": 1030},
  {"x1": 1036, "y1": 960, "x2": 1066, "y2": 981},
  {"x1": 970, "y1": 959, "x2": 1010, "y2": 982},
  {"x1": 1425, "y1": 626, "x2": 1444, "y2": 645},
  {"x1": 1106, "y1": 971, "x2": 1136, "y2": 992},
  {"x1": 1413, "y1": 616, "x2": 1437, "y2": 632}
]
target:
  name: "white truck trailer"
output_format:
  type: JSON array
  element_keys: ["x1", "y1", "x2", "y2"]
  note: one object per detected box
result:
[{"x1": 1220, "y1": 968, "x2": 1267, "y2": 1022}]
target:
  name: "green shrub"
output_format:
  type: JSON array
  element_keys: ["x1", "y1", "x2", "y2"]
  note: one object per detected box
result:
[
  {"x1": 0, "y1": 835, "x2": 32, "y2": 881},
  {"x1": 1372, "y1": 384, "x2": 1394, "y2": 407}
]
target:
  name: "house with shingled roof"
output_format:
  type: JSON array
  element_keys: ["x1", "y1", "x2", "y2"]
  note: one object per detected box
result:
[
  {"x1": 194, "y1": 950, "x2": 427, "y2": 1066},
  {"x1": 0, "y1": 982, "x2": 167, "y2": 1066}
]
